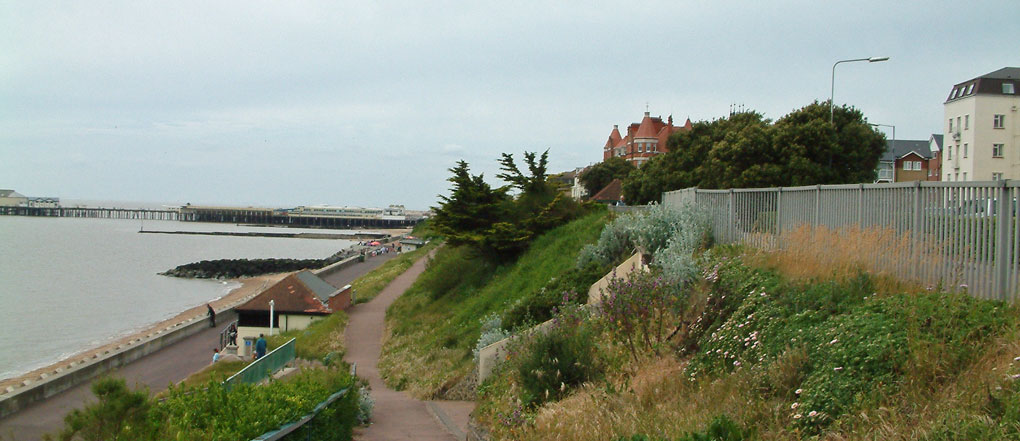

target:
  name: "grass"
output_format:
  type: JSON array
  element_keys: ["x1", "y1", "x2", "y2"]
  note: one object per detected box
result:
[
  {"x1": 378, "y1": 210, "x2": 610, "y2": 398},
  {"x1": 154, "y1": 360, "x2": 247, "y2": 398},
  {"x1": 266, "y1": 309, "x2": 349, "y2": 362}
]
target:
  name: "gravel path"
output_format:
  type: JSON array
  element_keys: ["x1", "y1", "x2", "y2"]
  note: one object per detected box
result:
[{"x1": 345, "y1": 252, "x2": 475, "y2": 441}]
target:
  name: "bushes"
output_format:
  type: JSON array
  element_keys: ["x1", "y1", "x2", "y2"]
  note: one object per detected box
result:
[
  {"x1": 511, "y1": 305, "x2": 602, "y2": 408},
  {"x1": 501, "y1": 261, "x2": 607, "y2": 330},
  {"x1": 51, "y1": 368, "x2": 359, "y2": 441}
]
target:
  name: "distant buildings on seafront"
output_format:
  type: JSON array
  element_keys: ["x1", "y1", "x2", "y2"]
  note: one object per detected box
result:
[
  {"x1": 0, "y1": 189, "x2": 59, "y2": 208},
  {"x1": 603, "y1": 111, "x2": 692, "y2": 167},
  {"x1": 942, "y1": 67, "x2": 1019, "y2": 182}
]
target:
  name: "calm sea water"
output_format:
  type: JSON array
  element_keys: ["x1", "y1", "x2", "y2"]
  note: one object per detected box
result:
[{"x1": 0, "y1": 215, "x2": 356, "y2": 380}]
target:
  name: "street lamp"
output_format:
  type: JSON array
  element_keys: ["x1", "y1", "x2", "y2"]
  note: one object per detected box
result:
[
  {"x1": 831, "y1": 56, "x2": 890, "y2": 123},
  {"x1": 870, "y1": 123, "x2": 896, "y2": 182}
]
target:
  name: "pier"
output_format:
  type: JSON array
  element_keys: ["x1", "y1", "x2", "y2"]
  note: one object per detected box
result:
[{"x1": 0, "y1": 206, "x2": 179, "y2": 220}]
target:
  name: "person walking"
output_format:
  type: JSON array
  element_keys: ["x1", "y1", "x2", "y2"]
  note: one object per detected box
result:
[
  {"x1": 255, "y1": 334, "x2": 267, "y2": 360},
  {"x1": 206, "y1": 304, "x2": 216, "y2": 328},
  {"x1": 212, "y1": 348, "x2": 221, "y2": 363}
]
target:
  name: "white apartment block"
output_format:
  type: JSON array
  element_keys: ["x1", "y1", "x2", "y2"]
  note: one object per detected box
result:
[{"x1": 943, "y1": 67, "x2": 1019, "y2": 182}]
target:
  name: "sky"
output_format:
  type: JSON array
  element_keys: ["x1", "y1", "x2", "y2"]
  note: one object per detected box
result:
[{"x1": 2, "y1": 1, "x2": 1016, "y2": 210}]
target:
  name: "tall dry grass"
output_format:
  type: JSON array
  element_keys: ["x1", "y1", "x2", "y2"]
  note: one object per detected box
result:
[{"x1": 751, "y1": 225, "x2": 951, "y2": 294}]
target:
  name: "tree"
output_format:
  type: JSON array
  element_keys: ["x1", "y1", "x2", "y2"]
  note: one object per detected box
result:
[
  {"x1": 430, "y1": 160, "x2": 510, "y2": 251},
  {"x1": 50, "y1": 377, "x2": 154, "y2": 441},
  {"x1": 578, "y1": 157, "x2": 635, "y2": 197},
  {"x1": 432, "y1": 151, "x2": 585, "y2": 262},
  {"x1": 623, "y1": 101, "x2": 886, "y2": 204}
]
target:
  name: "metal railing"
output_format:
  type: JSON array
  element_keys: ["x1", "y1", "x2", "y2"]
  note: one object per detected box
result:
[
  {"x1": 251, "y1": 362, "x2": 358, "y2": 441},
  {"x1": 663, "y1": 181, "x2": 1019, "y2": 302},
  {"x1": 223, "y1": 338, "x2": 296, "y2": 390},
  {"x1": 218, "y1": 320, "x2": 238, "y2": 349}
]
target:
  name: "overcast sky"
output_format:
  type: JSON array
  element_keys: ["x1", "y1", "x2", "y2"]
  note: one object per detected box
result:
[{"x1": 2, "y1": 1, "x2": 1015, "y2": 209}]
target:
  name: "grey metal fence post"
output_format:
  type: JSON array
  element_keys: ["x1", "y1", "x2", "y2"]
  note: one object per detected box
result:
[
  {"x1": 776, "y1": 187, "x2": 783, "y2": 236},
  {"x1": 995, "y1": 180, "x2": 1011, "y2": 300},
  {"x1": 912, "y1": 181, "x2": 923, "y2": 282},
  {"x1": 814, "y1": 185, "x2": 821, "y2": 228},
  {"x1": 728, "y1": 189, "x2": 735, "y2": 243}
]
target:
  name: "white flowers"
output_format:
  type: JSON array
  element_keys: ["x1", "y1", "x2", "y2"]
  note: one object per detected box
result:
[
  {"x1": 791, "y1": 402, "x2": 799, "y2": 409},
  {"x1": 808, "y1": 410, "x2": 818, "y2": 418},
  {"x1": 793, "y1": 414, "x2": 802, "y2": 419},
  {"x1": 828, "y1": 338, "x2": 839, "y2": 345},
  {"x1": 834, "y1": 366, "x2": 844, "y2": 372},
  {"x1": 795, "y1": 388, "x2": 802, "y2": 395}
]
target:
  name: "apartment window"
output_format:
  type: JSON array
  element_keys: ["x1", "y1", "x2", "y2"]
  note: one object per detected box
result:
[
  {"x1": 915, "y1": 161, "x2": 922, "y2": 170},
  {"x1": 903, "y1": 161, "x2": 911, "y2": 171},
  {"x1": 994, "y1": 114, "x2": 1005, "y2": 129},
  {"x1": 964, "y1": 143, "x2": 968, "y2": 158},
  {"x1": 967, "y1": 84, "x2": 974, "y2": 94},
  {"x1": 1004, "y1": 83, "x2": 1015, "y2": 94},
  {"x1": 993, "y1": 172, "x2": 1004, "y2": 181},
  {"x1": 957, "y1": 117, "x2": 961, "y2": 131},
  {"x1": 965, "y1": 115, "x2": 969, "y2": 130},
  {"x1": 963, "y1": 172, "x2": 967, "y2": 181},
  {"x1": 947, "y1": 146, "x2": 952, "y2": 160},
  {"x1": 955, "y1": 173, "x2": 959, "y2": 181},
  {"x1": 993, "y1": 144, "x2": 1004, "y2": 157},
  {"x1": 949, "y1": 119, "x2": 953, "y2": 132}
]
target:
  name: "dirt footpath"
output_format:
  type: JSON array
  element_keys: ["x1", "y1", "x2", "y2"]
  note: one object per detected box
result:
[{"x1": 345, "y1": 253, "x2": 474, "y2": 441}]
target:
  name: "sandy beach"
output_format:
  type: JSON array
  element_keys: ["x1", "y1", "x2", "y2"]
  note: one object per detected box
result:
[{"x1": 0, "y1": 273, "x2": 287, "y2": 392}]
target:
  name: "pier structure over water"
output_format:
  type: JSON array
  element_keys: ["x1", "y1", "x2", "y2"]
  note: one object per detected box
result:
[
  {"x1": 1, "y1": 203, "x2": 422, "y2": 229},
  {"x1": 0, "y1": 206, "x2": 180, "y2": 220}
]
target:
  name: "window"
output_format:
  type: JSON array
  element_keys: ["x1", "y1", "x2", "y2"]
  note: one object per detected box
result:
[
  {"x1": 993, "y1": 172, "x2": 1003, "y2": 181},
  {"x1": 993, "y1": 144, "x2": 1004, "y2": 157},
  {"x1": 949, "y1": 119, "x2": 953, "y2": 132},
  {"x1": 965, "y1": 115, "x2": 969, "y2": 130},
  {"x1": 964, "y1": 143, "x2": 968, "y2": 158},
  {"x1": 903, "y1": 161, "x2": 911, "y2": 171},
  {"x1": 638, "y1": 143, "x2": 643, "y2": 153},
  {"x1": 963, "y1": 172, "x2": 967, "y2": 181},
  {"x1": 967, "y1": 84, "x2": 974, "y2": 94},
  {"x1": 955, "y1": 173, "x2": 959, "y2": 181},
  {"x1": 915, "y1": 161, "x2": 922, "y2": 170},
  {"x1": 948, "y1": 146, "x2": 952, "y2": 160},
  {"x1": 1004, "y1": 83, "x2": 1015, "y2": 94},
  {"x1": 957, "y1": 117, "x2": 962, "y2": 132},
  {"x1": 994, "y1": 114, "x2": 1005, "y2": 129}
]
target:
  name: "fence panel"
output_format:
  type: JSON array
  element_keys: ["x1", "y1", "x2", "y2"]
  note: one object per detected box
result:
[
  {"x1": 223, "y1": 338, "x2": 296, "y2": 390},
  {"x1": 662, "y1": 180, "x2": 1020, "y2": 302}
]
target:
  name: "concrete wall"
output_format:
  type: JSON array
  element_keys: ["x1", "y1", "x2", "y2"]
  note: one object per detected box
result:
[
  {"x1": 586, "y1": 252, "x2": 647, "y2": 305},
  {"x1": 314, "y1": 255, "x2": 361, "y2": 278},
  {"x1": 0, "y1": 310, "x2": 236, "y2": 419}
]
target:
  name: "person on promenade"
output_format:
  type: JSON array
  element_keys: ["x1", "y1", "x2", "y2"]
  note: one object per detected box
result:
[
  {"x1": 255, "y1": 334, "x2": 267, "y2": 360},
  {"x1": 228, "y1": 323, "x2": 238, "y2": 346},
  {"x1": 207, "y1": 304, "x2": 216, "y2": 328},
  {"x1": 212, "y1": 348, "x2": 221, "y2": 363}
]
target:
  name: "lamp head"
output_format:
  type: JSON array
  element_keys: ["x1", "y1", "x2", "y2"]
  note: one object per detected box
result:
[{"x1": 868, "y1": 56, "x2": 890, "y2": 62}]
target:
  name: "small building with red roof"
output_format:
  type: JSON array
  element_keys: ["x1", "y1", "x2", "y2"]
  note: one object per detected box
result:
[
  {"x1": 590, "y1": 178, "x2": 625, "y2": 205},
  {"x1": 603, "y1": 111, "x2": 692, "y2": 167},
  {"x1": 234, "y1": 270, "x2": 346, "y2": 357}
]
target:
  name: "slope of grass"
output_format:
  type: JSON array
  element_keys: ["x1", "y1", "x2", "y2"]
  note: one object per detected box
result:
[
  {"x1": 476, "y1": 247, "x2": 1020, "y2": 441},
  {"x1": 351, "y1": 242, "x2": 437, "y2": 304},
  {"x1": 378, "y1": 210, "x2": 610, "y2": 398}
]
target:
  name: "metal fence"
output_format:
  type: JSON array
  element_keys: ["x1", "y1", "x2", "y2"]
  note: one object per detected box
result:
[
  {"x1": 223, "y1": 338, "x2": 296, "y2": 390},
  {"x1": 663, "y1": 181, "x2": 1020, "y2": 303}
]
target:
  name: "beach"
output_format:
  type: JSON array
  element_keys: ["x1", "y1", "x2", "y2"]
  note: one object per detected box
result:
[{"x1": 0, "y1": 273, "x2": 286, "y2": 392}]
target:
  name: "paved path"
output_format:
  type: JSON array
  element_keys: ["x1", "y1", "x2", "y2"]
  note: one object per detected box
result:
[
  {"x1": 0, "y1": 252, "x2": 398, "y2": 441},
  {"x1": 345, "y1": 253, "x2": 475, "y2": 441}
]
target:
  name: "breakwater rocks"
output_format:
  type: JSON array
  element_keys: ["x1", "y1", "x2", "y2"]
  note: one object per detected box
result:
[{"x1": 160, "y1": 250, "x2": 359, "y2": 279}]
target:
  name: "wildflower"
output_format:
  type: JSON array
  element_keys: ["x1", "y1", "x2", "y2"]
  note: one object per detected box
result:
[
  {"x1": 834, "y1": 366, "x2": 844, "y2": 372},
  {"x1": 793, "y1": 414, "x2": 802, "y2": 419},
  {"x1": 808, "y1": 411, "x2": 818, "y2": 417},
  {"x1": 791, "y1": 402, "x2": 799, "y2": 409},
  {"x1": 1011, "y1": 374, "x2": 1020, "y2": 381},
  {"x1": 828, "y1": 338, "x2": 839, "y2": 345},
  {"x1": 795, "y1": 388, "x2": 802, "y2": 395},
  {"x1": 1013, "y1": 356, "x2": 1020, "y2": 362}
]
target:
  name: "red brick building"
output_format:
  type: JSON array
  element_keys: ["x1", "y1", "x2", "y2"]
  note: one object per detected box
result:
[{"x1": 603, "y1": 111, "x2": 692, "y2": 167}]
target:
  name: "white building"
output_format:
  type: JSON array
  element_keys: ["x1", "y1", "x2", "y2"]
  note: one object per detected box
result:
[{"x1": 942, "y1": 67, "x2": 1019, "y2": 181}]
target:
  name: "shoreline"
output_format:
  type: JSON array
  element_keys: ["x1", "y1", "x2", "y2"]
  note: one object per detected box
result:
[{"x1": 0, "y1": 273, "x2": 287, "y2": 392}]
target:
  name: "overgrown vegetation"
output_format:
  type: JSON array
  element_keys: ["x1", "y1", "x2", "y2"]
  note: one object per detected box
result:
[
  {"x1": 379, "y1": 209, "x2": 610, "y2": 398},
  {"x1": 49, "y1": 368, "x2": 359, "y2": 441}
]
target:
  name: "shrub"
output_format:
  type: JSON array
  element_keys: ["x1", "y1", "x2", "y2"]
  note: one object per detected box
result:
[
  {"x1": 355, "y1": 386, "x2": 375, "y2": 425},
  {"x1": 513, "y1": 305, "x2": 602, "y2": 408},
  {"x1": 598, "y1": 269, "x2": 691, "y2": 361},
  {"x1": 473, "y1": 313, "x2": 511, "y2": 362}
]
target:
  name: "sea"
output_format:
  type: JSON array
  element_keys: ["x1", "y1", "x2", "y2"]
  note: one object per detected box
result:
[{"x1": 0, "y1": 207, "x2": 357, "y2": 381}]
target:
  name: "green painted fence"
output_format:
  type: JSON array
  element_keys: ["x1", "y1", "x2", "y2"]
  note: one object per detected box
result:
[{"x1": 223, "y1": 338, "x2": 296, "y2": 390}]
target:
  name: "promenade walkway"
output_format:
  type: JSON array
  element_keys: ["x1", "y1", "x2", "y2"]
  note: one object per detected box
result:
[
  {"x1": 0, "y1": 252, "x2": 397, "y2": 441},
  {"x1": 345, "y1": 252, "x2": 474, "y2": 441}
]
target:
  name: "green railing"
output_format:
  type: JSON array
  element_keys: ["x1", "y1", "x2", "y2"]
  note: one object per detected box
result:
[{"x1": 223, "y1": 338, "x2": 296, "y2": 390}]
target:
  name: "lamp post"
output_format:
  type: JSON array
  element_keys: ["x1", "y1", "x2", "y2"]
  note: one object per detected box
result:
[
  {"x1": 269, "y1": 299, "x2": 275, "y2": 336},
  {"x1": 870, "y1": 123, "x2": 896, "y2": 182},
  {"x1": 831, "y1": 56, "x2": 890, "y2": 123}
]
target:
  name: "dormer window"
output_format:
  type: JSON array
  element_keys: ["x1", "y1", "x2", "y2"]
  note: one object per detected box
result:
[{"x1": 966, "y1": 84, "x2": 974, "y2": 94}]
